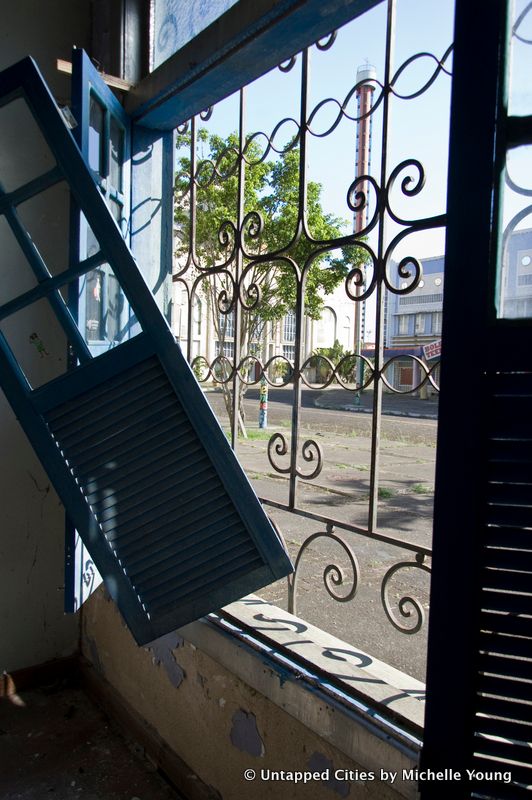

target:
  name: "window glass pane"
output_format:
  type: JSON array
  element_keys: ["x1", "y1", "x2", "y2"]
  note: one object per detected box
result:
[
  {"x1": 0, "y1": 298, "x2": 66, "y2": 388},
  {"x1": 508, "y1": 0, "x2": 532, "y2": 117},
  {"x1": 84, "y1": 266, "x2": 124, "y2": 343},
  {"x1": 152, "y1": 0, "x2": 238, "y2": 69},
  {"x1": 88, "y1": 94, "x2": 105, "y2": 175},
  {"x1": 0, "y1": 97, "x2": 56, "y2": 193},
  {"x1": 109, "y1": 117, "x2": 124, "y2": 192},
  {"x1": 498, "y1": 145, "x2": 532, "y2": 319},
  {"x1": 16, "y1": 181, "x2": 71, "y2": 276},
  {"x1": 0, "y1": 215, "x2": 37, "y2": 305}
]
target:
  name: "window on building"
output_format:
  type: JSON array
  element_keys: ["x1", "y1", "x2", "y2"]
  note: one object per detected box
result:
[
  {"x1": 218, "y1": 309, "x2": 235, "y2": 338},
  {"x1": 283, "y1": 310, "x2": 296, "y2": 342},
  {"x1": 397, "y1": 314, "x2": 409, "y2": 335},
  {"x1": 215, "y1": 340, "x2": 235, "y2": 359},
  {"x1": 432, "y1": 311, "x2": 442, "y2": 334},
  {"x1": 282, "y1": 344, "x2": 296, "y2": 362},
  {"x1": 193, "y1": 296, "x2": 202, "y2": 337},
  {"x1": 415, "y1": 313, "x2": 426, "y2": 334}
]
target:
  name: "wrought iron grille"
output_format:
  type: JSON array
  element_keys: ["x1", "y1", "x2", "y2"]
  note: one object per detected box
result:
[{"x1": 172, "y1": 0, "x2": 453, "y2": 681}]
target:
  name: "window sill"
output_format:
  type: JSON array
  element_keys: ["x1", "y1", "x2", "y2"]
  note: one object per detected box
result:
[{"x1": 179, "y1": 595, "x2": 424, "y2": 800}]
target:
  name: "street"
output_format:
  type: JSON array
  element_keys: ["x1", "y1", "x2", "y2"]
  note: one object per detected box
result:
[{"x1": 203, "y1": 384, "x2": 438, "y2": 682}]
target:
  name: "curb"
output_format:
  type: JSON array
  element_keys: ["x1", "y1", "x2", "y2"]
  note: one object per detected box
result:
[{"x1": 313, "y1": 398, "x2": 439, "y2": 421}]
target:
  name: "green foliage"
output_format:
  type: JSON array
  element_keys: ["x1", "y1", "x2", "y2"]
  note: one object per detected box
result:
[
  {"x1": 174, "y1": 130, "x2": 366, "y2": 322},
  {"x1": 313, "y1": 339, "x2": 357, "y2": 381}
]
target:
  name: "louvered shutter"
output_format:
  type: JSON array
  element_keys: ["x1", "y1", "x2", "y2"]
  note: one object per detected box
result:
[
  {"x1": 422, "y1": 2, "x2": 532, "y2": 798},
  {"x1": 0, "y1": 56, "x2": 293, "y2": 646}
]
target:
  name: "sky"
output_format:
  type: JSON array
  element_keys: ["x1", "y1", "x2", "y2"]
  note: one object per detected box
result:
[
  {"x1": 174, "y1": 0, "x2": 532, "y2": 337},
  {"x1": 187, "y1": 0, "x2": 456, "y2": 264}
]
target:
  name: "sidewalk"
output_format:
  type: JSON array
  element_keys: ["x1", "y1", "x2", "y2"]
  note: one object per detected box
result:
[{"x1": 313, "y1": 387, "x2": 439, "y2": 420}]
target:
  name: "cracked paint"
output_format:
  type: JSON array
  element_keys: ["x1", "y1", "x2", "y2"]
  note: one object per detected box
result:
[
  {"x1": 230, "y1": 710, "x2": 265, "y2": 757},
  {"x1": 147, "y1": 631, "x2": 185, "y2": 689}
]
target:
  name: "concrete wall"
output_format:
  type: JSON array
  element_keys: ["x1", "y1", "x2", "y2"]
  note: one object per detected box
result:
[
  {"x1": 82, "y1": 589, "x2": 413, "y2": 800},
  {"x1": 0, "y1": 1, "x2": 91, "y2": 672}
]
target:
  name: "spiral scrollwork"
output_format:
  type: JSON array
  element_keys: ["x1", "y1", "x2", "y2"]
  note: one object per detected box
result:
[
  {"x1": 384, "y1": 255, "x2": 423, "y2": 295},
  {"x1": 346, "y1": 174, "x2": 381, "y2": 235},
  {"x1": 385, "y1": 159, "x2": 426, "y2": 226},
  {"x1": 288, "y1": 530, "x2": 360, "y2": 615},
  {"x1": 267, "y1": 432, "x2": 290, "y2": 474},
  {"x1": 267, "y1": 433, "x2": 323, "y2": 479},
  {"x1": 381, "y1": 553, "x2": 431, "y2": 634},
  {"x1": 344, "y1": 244, "x2": 378, "y2": 302},
  {"x1": 241, "y1": 210, "x2": 264, "y2": 250},
  {"x1": 216, "y1": 272, "x2": 236, "y2": 314},
  {"x1": 216, "y1": 219, "x2": 237, "y2": 261},
  {"x1": 238, "y1": 276, "x2": 262, "y2": 311}
]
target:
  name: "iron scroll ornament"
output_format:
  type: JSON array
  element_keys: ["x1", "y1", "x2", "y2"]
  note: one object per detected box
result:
[{"x1": 381, "y1": 553, "x2": 431, "y2": 634}]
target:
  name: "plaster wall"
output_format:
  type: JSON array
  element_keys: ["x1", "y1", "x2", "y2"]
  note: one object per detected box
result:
[
  {"x1": 0, "y1": 1, "x2": 91, "y2": 672},
  {"x1": 82, "y1": 589, "x2": 413, "y2": 800}
]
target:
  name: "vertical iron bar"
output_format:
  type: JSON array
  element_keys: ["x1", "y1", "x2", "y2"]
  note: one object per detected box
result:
[
  {"x1": 288, "y1": 49, "x2": 309, "y2": 509},
  {"x1": 231, "y1": 87, "x2": 246, "y2": 450},
  {"x1": 186, "y1": 117, "x2": 198, "y2": 364},
  {"x1": 368, "y1": 0, "x2": 396, "y2": 533}
]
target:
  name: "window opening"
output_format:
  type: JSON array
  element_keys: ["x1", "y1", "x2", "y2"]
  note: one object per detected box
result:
[{"x1": 172, "y1": 0, "x2": 453, "y2": 689}]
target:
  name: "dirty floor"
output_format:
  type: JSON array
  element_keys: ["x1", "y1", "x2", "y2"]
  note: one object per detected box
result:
[{"x1": 0, "y1": 683, "x2": 183, "y2": 800}]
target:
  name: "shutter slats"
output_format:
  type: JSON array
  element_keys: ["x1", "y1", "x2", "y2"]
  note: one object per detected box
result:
[
  {"x1": 484, "y1": 550, "x2": 532, "y2": 572},
  {"x1": 475, "y1": 735, "x2": 532, "y2": 773},
  {"x1": 44, "y1": 352, "x2": 288, "y2": 641},
  {"x1": 128, "y1": 517, "x2": 243, "y2": 580},
  {"x1": 471, "y1": 755, "x2": 532, "y2": 792},
  {"x1": 81, "y1": 435, "x2": 202, "y2": 488},
  {"x1": 45, "y1": 357, "x2": 162, "y2": 424},
  {"x1": 485, "y1": 527, "x2": 532, "y2": 549},
  {"x1": 148, "y1": 552, "x2": 264, "y2": 615},
  {"x1": 478, "y1": 674, "x2": 532, "y2": 703},
  {"x1": 94, "y1": 463, "x2": 216, "y2": 526},
  {"x1": 480, "y1": 610, "x2": 532, "y2": 638},
  {"x1": 138, "y1": 538, "x2": 257, "y2": 596},
  {"x1": 479, "y1": 631, "x2": 532, "y2": 660},
  {"x1": 51, "y1": 374, "x2": 172, "y2": 440},
  {"x1": 86, "y1": 440, "x2": 204, "y2": 508},
  {"x1": 489, "y1": 460, "x2": 532, "y2": 483},
  {"x1": 469, "y1": 373, "x2": 532, "y2": 793},
  {"x1": 101, "y1": 485, "x2": 229, "y2": 540},
  {"x1": 60, "y1": 393, "x2": 180, "y2": 460},
  {"x1": 478, "y1": 653, "x2": 532, "y2": 682},
  {"x1": 477, "y1": 691, "x2": 532, "y2": 724},
  {"x1": 481, "y1": 589, "x2": 532, "y2": 616},
  {"x1": 107, "y1": 503, "x2": 239, "y2": 555},
  {"x1": 482, "y1": 569, "x2": 532, "y2": 594},
  {"x1": 476, "y1": 713, "x2": 532, "y2": 744}
]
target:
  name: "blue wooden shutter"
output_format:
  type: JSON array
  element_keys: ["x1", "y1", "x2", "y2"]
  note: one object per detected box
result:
[
  {"x1": 0, "y1": 56, "x2": 293, "y2": 646},
  {"x1": 422, "y1": 2, "x2": 532, "y2": 797}
]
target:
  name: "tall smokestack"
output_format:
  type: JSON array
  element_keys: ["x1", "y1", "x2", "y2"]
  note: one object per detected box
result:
[{"x1": 353, "y1": 63, "x2": 376, "y2": 352}]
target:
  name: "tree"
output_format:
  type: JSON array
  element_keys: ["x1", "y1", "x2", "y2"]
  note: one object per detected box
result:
[{"x1": 174, "y1": 129, "x2": 366, "y2": 432}]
